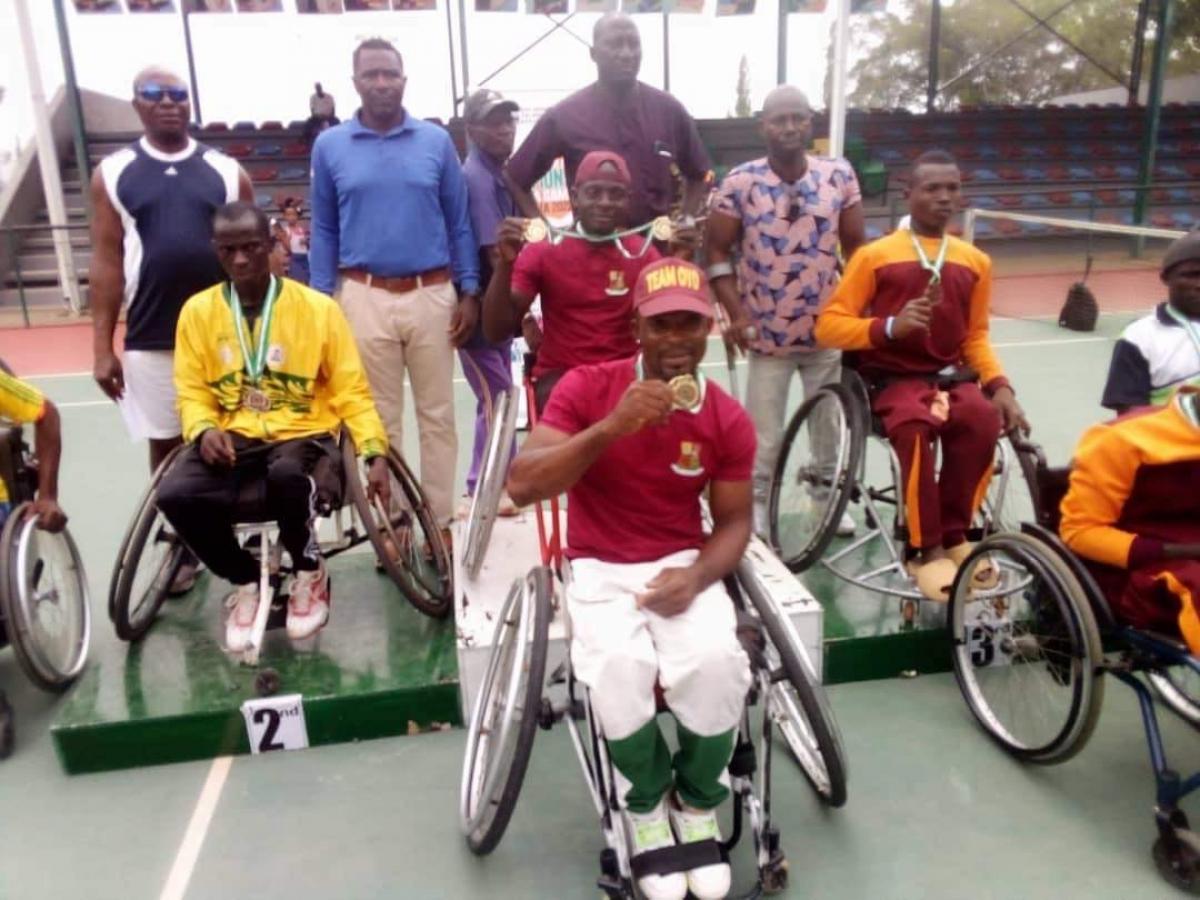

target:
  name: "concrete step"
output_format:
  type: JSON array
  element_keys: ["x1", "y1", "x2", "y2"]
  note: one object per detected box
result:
[
  {"x1": 3, "y1": 263, "x2": 91, "y2": 286},
  {"x1": 0, "y1": 284, "x2": 83, "y2": 308},
  {"x1": 17, "y1": 249, "x2": 93, "y2": 271},
  {"x1": 19, "y1": 232, "x2": 90, "y2": 251}
]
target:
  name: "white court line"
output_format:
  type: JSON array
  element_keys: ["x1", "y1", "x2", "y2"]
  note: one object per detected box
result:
[
  {"x1": 993, "y1": 336, "x2": 1110, "y2": 349},
  {"x1": 25, "y1": 371, "x2": 91, "y2": 379},
  {"x1": 58, "y1": 399, "x2": 110, "y2": 409},
  {"x1": 159, "y1": 755, "x2": 233, "y2": 900}
]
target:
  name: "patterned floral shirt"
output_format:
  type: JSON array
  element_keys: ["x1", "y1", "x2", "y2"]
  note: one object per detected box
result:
[{"x1": 713, "y1": 155, "x2": 861, "y2": 356}]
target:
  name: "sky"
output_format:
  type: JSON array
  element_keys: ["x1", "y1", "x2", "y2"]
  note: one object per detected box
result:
[{"x1": 0, "y1": 0, "x2": 894, "y2": 171}]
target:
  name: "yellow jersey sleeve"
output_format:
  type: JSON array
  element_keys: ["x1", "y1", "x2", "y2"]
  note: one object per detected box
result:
[
  {"x1": 814, "y1": 243, "x2": 883, "y2": 350},
  {"x1": 0, "y1": 370, "x2": 46, "y2": 425},
  {"x1": 174, "y1": 300, "x2": 223, "y2": 443},
  {"x1": 1059, "y1": 421, "x2": 1140, "y2": 568}
]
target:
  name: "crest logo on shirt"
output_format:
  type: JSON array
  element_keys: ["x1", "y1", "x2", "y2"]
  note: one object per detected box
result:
[
  {"x1": 670, "y1": 441, "x2": 704, "y2": 477},
  {"x1": 267, "y1": 344, "x2": 285, "y2": 368},
  {"x1": 605, "y1": 270, "x2": 629, "y2": 297},
  {"x1": 164, "y1": 166, "x2": 178, "y2": 177}
]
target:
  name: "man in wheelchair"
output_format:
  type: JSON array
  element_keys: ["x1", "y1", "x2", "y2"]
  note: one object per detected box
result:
[
  {"x1": 156, "y1": 202, "x2": 390, "y2": 650},
  {"x1": 506, "y1": 259, "x2": 754, "y2": 900},
  {"x1": 1060, "y1": 386, "x2": 1200, "y2": 656},
  {"x1": 815, "y1": 149, "x2": 1027, "y2": 601},
  {"x1": 0, "y1": 364, "x2": 66, "y2": 533}
]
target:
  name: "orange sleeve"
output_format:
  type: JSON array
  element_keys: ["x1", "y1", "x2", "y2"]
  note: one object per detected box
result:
[
  {"x1": 814, "y1": 244, "x2": 885, "y2": 350},
  {"x1": 1059, "y1": 422, "x2": 1140, "y2": 568},
  {"x1": 958, "y1": 253, "x2": 1007, "y2": 390}
]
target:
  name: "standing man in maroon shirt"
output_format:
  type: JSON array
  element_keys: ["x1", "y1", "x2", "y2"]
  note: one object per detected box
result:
[{"x1": 504, "y1": 13, "x2": 711, "y2": 226}]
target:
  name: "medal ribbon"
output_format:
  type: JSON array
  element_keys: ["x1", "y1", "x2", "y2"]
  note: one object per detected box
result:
[
  {"x1": 227, "y1": 276, "x2": 281, "y2": 384},
  {"x1": 910, "y1": 231, "x2": 949, "y2": 284},
  {"x1": 537, "y1": 219, "x2": 664, "y2": 260}
]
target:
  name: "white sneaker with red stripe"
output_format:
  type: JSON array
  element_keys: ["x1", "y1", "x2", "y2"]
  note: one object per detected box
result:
[
  {"x1": 224, "y1": 582, "x2": 260, "y2": 652},
  {"x1": 287, "y1": 563, "x2": 330, "y2": 640}
]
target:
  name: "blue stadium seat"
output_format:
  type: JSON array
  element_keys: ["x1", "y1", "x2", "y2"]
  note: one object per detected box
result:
[
  {"x1": 255, "y1": 191, "x2": 272, "y2": 207},
  {"x1": 972, "y1": 168, "x2": 1000, "y2": 182},
  {"x1": 1114, "y1": 164, "x2": 1139, "y2": 179},
  {"x1": 1024, "y1": 145, "x2": 1049, "y2": 159},
  {"x1": 233, "y1": 120, "x2": 256, "y2": 132},
  {"x1": 279, "y1": 165, "x2": 307, "y2": 181},
  {"x1": 1021, "y1": 166, "x2": 1046, "y2": 180},
  {"x1": 1172, "y1": 210, "x2": 1197, "y2": 229},
  {"x1": 1069, "y1": 190, "x2": 1094, "y2": 206},
  {"x1": 977, "y1": 145, "x2": 1001, "y2": 159},
  {"x1": 1067, "y1": 166, "x2": 1093, "y2": 179},
  {"x1": 876, "y1": 148, "x2": 905, "y2": 164},
  {"x1": 254, "y1": 144, "x2": 282, "y2": 157},
  {"x1": 1023, "y1": 220, "x2": 1050, "y2": 234},
  {"x1": 972, "y1": 195, "x2": 999, "y2": 209},
  {"x1": 1024, "y1": 193, "x2": 1051, "y2": 208},
  {"x1": 1115, "y1": 189, "x2": 1137, "y2": 205},
  {"x1": 1065, "y1": 144, "x2": 1091, "y2": 158},
  {"x1": 1157, "y1": 163, "x2": 1187, "y2": 179},
  {"x1": 972, "y1": 219, "x2": 994, "y2": 237},
  {"x1": 1168, "y1": 187, "x2": 1192, "y2": 203}
]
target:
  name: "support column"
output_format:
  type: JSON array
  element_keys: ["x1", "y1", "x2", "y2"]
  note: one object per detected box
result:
[
  {"x1": 776, "y1": 0, "x2": 787, "y2": 85},
  {"x1": 1132, "y1": 0, "x2": 1172, "y2": 252},
  {"x1": 828, "y1": 0, "x2": 851, "y2": 158},
  {"x1": 926, "y1": 0, "x2": 941, "y2": 113}
]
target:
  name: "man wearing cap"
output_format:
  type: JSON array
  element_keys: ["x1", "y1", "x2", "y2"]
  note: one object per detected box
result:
[
  {"x1": 505, "y1": 13, "x2": 711, "y2": 228},
  {"x1": 705, "y1": 86, "x2": 865, "y2": 538},
  {"x1": 481, "y1": 150, "x2": 664, "y2": 412},
  {"x1": 1101, "y1": 232, "x2": 1200, "y2": 413},
  {"x1": 507, "y1": 258, "x2": 753, "y2": 900},
  {"x1": 309, "y1": 38, "x2": 478, "y2": 532}
]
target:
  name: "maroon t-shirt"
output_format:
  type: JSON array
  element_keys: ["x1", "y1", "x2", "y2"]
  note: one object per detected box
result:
[
  {"x1": 512, "y1": 235, "x2": 661, "y2": 378},
  {"x1": 540, "y1": 357, "x2": 756, "y2": 564},
  {"x1": 507, "y1": 82, "x2": 712, "y2": 226}
]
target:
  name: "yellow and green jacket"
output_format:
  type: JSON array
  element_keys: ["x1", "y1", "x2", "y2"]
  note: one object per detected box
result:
[
  {"x1": 0, "y1": 370, "x2": 46, "y2": 504},
  {"x1": 174, "y1": 277, "x2": 387, "y2": 457}
]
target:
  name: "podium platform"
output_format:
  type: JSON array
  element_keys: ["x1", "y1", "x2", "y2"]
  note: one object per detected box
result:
[{"x1": 51, "y1": 553, "x2": 460, "y2": 775}]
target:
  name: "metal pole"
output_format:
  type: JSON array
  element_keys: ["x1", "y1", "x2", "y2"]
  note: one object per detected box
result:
[
  {"x1": 13, "y1": 0, "x2": 82, "y2": 316},
  {"x1": 776, "y1": 0, "x2": 787, "y2": 85},
  {"x1": 1132, "y1": 0, "x2": 1172, "y2": 254},
  {"x1": 179, "y1": 8, "x2": 203, "y2": 125},
  {"x1": 662, "y1": 9, "x2": 670, "y2": 92},
  {"x1": 52, "y1": 0, "x2": 92, "y2": 219},
  {"x1": 926, "y1": 0, "x2": 941, "y2": 113},
  {"x1": 457, "y1": 0, "x2": 469, "y2": 110},
  {"x1": 1129, "y1": 0, "x2": 1151, "y2": 105},
  {"x1": 828, "y1": 0, "x2": 850, "y2": 158},
  {"x1": 446, "y1": 0, "x2": 461, "y2": 114}
]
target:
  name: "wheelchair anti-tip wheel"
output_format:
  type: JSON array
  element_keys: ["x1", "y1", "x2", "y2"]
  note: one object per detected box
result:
[
  {"x1": 949, "y1": 532, "x2": 1104, "y2": 764},
  {"x1": 1149, "y1": 664, "x2": 1200, "y2": 730},
  {"x1": 110, "y1": 445, "x2": 188, "y2": 641},
  {"x1": 459, "y1": 566, "x2": 552, "y2": 856},
  {"x1": 769, "y1": 382, "x2": 863, "y2": 573},
  {"x1": 343, "y1": 441, "x2": 453, "y2": 620},
  {"x1": 462, "y1": 387, "x2": 519, "y2": 580},
  {"x1": 0, "y1": 502, "x2": 90, "y2": 692}
]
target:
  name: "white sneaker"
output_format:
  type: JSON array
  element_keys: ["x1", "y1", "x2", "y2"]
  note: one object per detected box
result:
[
  {"x1": 224, "y1": 582, "x2": 260, "y2": 652},
  {"x1": 287, "y1": 564, "x2": 330, "y2": 640},
  {"x1": 835, "y1": 510, "x2": 857, "y2": 537},
  {"x1": 624, "y1": 801, "x2": 688, "y2": 900},
  {"x1": 668, "y1": 802, "x2": 731, "y2": 900}
]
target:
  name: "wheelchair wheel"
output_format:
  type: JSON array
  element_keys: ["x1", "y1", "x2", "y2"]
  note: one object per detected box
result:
[
  {"x1": 743, "y1": 572, "x2": 848, "y2": 806},
  {"x1": 769, "y1": 383, "x2": 863, "y2": 573},
  {"x1": 0, "y1": 503, "x2": 90, "y2": 692},
  {"x1": 462, "y1": 387, "x2": 519, "y2": 580},
  {"x1": 110, "y1": 446, "x2": 187, "y2": 640},
  {"x1": 459, "y1": 566, "x2": 552, "y2": 855},
  {"x1": 980, "y1": 436, "x2": 1041, "y2": 535},
  {"x1": 1149, "y1": 664, "x2": 1200, "y2": 729},
  {"x1": 949, "y1": 532, "x2": 1104, "y2": 763},
  {"x1": 344, "y1": 442, "x2": 453, "y2": 619}
]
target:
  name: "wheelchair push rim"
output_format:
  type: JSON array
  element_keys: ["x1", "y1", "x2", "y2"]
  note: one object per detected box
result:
[
  {"x1": 343, "y1": 441, "x2": 453, "y2": 620},
  {"x1": 463, "y1": 387, "x2": 519, "y2": 581},
  {"x1": 459, "y1": 566, "x2": 552, "y2": 855},
  {"x1": 1148, "y1": 662, "x2": 1200, "y2": 730},
  {"x1": 949, "y1": 532, "x2": 1105, "y2": 764},
  {"x1": 768, "y1": 383, "x2": 862, "y2": 574},
  {"x1": 0, "y1": 503, "x2": 91, "y2": 691}
]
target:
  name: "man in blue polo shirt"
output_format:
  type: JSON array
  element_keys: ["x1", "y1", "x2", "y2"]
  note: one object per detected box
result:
[{"x1": 310, "y1": 38, "x2": 479, "y2": 532}]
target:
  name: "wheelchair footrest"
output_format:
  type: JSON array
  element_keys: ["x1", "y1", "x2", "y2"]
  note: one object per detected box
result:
[{"x1": 629, "y1": 839, "x2": 728, "y2": 879}]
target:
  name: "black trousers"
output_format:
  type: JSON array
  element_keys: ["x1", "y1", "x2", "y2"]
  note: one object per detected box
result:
[{"x1": 156, "y1": 435, "x2": 342, "y2": 585}]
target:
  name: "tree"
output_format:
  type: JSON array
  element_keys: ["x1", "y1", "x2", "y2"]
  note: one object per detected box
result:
[
  {"x1": 735, "y1": 55, "x2": 752, "y2": 117},
  {"x1": 839, "y1": 0, "x2": 1200, "y2": 110}
]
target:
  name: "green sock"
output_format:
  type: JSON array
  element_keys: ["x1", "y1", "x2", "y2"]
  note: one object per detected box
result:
[
  {"x1": 606, "y1": 719, "x2": 673, "y2": 814},
  {"x1": 673, "y1": 722, "x2": 737, "y2": 810}
]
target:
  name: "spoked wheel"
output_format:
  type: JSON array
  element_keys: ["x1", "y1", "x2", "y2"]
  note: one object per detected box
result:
[
  {"x1": 742, "y1": 569, "x2": 847, "y2": 806},
  {"x1": 111, "y1": 446, "x2": 187, "y2": 641},
  {"x1": 459, "y1": 566, "x2": 552, "y2": 855},
  {"x1": 0, "y1": 504, "x2": 90, "y2": 691},
  {"x1": 979, "y1": 436, "x2": 1042, "y2": 535},
  {"x1": 344, "y1": 441, "x2": 453, "y2": 619},
  {"x1": 462, "y1": 387, "x2": 519, "y2": 580},
  {"x1": 1149, "y1": 662, "x2": 1200, "y2": 729},
  {"x1": 768, "y1": 383, "x2": 863, "y2": 573},
  {"x1": 949, "y1": 532, "x2": 1104, "y2": 763}
]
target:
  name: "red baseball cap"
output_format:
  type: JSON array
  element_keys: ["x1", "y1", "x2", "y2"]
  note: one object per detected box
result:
[
  {"x1": 574, "y1": 150, "x2": 632, "y2": 187},
  {"x1": 633, "y1": 258, "x2": 713, "y2": 320}
]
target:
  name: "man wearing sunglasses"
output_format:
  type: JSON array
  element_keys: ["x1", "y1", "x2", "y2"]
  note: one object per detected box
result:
[
  {"x1": 705, "y1": 86, "x2": 866, "y2": 539},
  {"x1": 90, "y1": 66, "x2": 253, "y2": 591}
]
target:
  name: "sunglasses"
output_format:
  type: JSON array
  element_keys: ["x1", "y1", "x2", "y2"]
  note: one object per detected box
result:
[{"x1": 137, "y1": 84, "x2": 189, "y2": 104}]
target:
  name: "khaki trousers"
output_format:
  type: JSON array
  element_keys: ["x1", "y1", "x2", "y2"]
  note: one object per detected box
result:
[{"x1": 337, "y1": 277, "x2": 457, "y2": 525}]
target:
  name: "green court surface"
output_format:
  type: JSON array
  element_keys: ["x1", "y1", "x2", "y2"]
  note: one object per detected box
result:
[{"x1": 2, "y1": 312, "x2": 1196, "y2": 899}]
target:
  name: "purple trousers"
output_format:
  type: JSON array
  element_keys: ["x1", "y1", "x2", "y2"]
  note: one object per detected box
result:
[{"x1": 458, "y1": 340, "x2": 516, "y2": 495}]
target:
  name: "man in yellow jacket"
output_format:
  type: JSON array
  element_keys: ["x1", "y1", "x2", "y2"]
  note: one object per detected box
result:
[{"x1": 158, "y1": 202, "x2": 389, "y2": 650}]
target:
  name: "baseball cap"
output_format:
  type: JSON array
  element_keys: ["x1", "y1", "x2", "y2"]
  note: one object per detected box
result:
[
  {"x1": 464, "y1": 89, "x2": 518, "y2": 125},
  {"x1": 574, "y1": 150, "x2": 632, "y2": 187},
  {"x1": 1162, "y1": 230, "x2": 1200, "y2": 277},
  {"x1": 633, "y1": 258, "x2": 713, "y2": 320}
]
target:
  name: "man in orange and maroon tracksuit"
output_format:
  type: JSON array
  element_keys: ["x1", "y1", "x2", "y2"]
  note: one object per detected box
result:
[
  {"x1": 815, "y1": 150, "x2": 1027, "y2": 601},
  {"x1": 1060, "y1": 389, "x2": 1200, "y2": 655}
]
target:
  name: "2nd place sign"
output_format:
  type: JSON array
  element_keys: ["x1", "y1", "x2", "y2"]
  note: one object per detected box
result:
[{"x1": 241, "y1": 693, "x2": 310, "y2": 754}]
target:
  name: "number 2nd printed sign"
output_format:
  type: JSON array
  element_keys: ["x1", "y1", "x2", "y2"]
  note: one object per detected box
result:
[{"x1": 241, "y1": 693, "x2": 309, "y2": 754}]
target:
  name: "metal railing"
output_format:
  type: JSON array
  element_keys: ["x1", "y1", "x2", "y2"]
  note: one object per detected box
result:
[{"x1": 0, "y1": 222, "x2": 89, "y2": 328}]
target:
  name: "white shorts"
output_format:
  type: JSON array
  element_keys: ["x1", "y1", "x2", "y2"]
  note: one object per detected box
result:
[{"x1": 118, "y1": 349, "x2": 181, "y2": 441}]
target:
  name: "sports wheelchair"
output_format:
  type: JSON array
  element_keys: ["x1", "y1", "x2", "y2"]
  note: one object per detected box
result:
[
  {"x1": 0, "y1": 426, "x2": 91, "y2": 758},
  {"x1": 946, "y1": 444, "x2": 1200, "y2": 893},
  {"x1": 768, "y1": 366, "x2": 1038, "y2": 621},
  {"x1": 108, "y1": 432, "x2": 452, "y2": 672}
]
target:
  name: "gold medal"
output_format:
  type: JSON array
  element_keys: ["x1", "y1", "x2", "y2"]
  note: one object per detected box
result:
[
  {"x1": 669, "y1": 374, "x2": 701, "y2": 412},
  {"x1": 242, "y1": 386, "x2": 272, "y2": 413},
  {"x1": 650, "y1": 216, "x2": 674, "y2": 243},
  {"x1": 523, "y1": 218, "x2": 548, "y2": 243}
]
